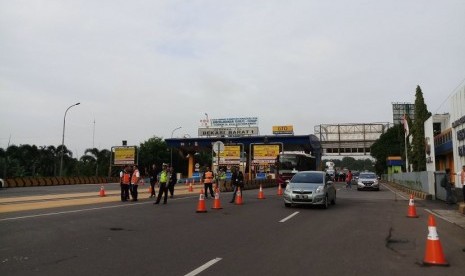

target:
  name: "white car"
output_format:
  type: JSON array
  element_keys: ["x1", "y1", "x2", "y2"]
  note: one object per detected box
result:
[
  {"x1": 283, "y1": 171, "x2": 336, "y2": 209},
  {"x1": 356, "y1": 172, "x2": 380, "y2": 191}
]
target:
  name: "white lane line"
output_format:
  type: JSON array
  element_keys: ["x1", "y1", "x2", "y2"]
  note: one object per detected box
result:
[
  {"x1": 279, "y1": 211, "x2": 299, "y2": 223},
  {"x1": 381, "y1": 183, "x2": 408, "y2": 200},
  {"x1": 185, "y1": 257, "x2": 222, "y2": 276},
  {"x1": 0, "y1": 196, "x2": 197, "y2": 222}
]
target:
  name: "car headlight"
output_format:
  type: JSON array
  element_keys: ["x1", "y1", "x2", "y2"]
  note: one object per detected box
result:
[
  {"x1": 315, "y1": 185, "x2": 324, "y2": 194},
  {"x1": 285, "y1": 185, "x2": 291, "y2": 193}
]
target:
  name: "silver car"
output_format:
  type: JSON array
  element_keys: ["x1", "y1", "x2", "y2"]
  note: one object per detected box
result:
[
  {"x1": 356, "y1": 172, "x2": 380, "y2": 191},
  {"x1": 283, "y1": 171, "x2": 336, "y2": 209}
]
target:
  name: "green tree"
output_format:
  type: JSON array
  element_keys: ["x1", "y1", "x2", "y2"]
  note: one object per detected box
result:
[
  {"x1": 410, "y1": 85, "x2": 431, "y2": 172},
  {"x1": 138, "y1": 136, "x2": 169, "y2": 173},
  {"x1": 370, "y1": 124, "x2": 405, "y2": 175}
]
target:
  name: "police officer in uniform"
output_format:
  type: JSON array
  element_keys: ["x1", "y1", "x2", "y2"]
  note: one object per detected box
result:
[{"x1": 154, "y1": 163, "x2": 170, "y2": 204}]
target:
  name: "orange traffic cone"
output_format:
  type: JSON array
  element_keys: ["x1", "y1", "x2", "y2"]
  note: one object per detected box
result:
[
  {"x1": 423, "y1": 215, "x2": 449, "y2": 266},
  {"x1": 212, "y1": 188, "x2": 223, "y2": 209},
  {"x1": 148, "y1": 186, "x2": 153, "y2": 194},
  {"x1": 277, "y1": 184, "x2": 283, "y2": 196},
  {"x1": 99, "y1": 186, "x2": 106, "y2": 197},
  {"x1": 196, "y1": 189, "x2": 207, "y2": 213},
  {"x1": 407, "y1": 195, "x2": 419, "y2": 218},
  {"x1": 188, "y1": 182, "x2": 194, "y2": 192},
  {"x1": 257, "y1": 184, "x2": 266, "y2": 199},
  {"x1": 235, "y1": 187, "x2": 243, "y2": 205}
]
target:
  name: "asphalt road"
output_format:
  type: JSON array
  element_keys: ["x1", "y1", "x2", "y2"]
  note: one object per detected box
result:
[{"x1": 1, "y1": 182, "x2": 465, "y2": 276}]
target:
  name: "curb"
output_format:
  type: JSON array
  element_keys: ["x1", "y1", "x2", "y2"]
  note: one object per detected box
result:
[{"x1": 382, "y1": 181, "x2": 432, "y2": 200}]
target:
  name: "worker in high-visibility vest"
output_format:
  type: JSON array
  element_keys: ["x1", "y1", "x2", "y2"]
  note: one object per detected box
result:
[
  {"x1": 120, "y1": 165, "x2": 131, "y2": 202},
  {"x1": 202, "y1": 166, "x2": 215, "y2": 199},
  {"x1": 154, "y1": 163, "x2": 170, "y2": 204},
  {"x1": 218, "y1": 168, "x2": 227, "y2": 191},
  {"x1": 130, "y1": 165, "x2": 140, "y2": 201}
]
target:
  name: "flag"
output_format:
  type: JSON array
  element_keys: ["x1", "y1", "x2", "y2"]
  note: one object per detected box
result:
[{"x1": 402, "y1": 114, "x2": 409, "y2": 136}]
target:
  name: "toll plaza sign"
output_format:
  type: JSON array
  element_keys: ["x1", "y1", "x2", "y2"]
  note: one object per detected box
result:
[
  {"x1": 198, "y1": 127, "x2": 258, "y2": 137},
  {"x1": 272, "y1": 125, "x2": 294, "y2": 135},
  {"x1": 112, "y1": 146, "x2": 137, "y2": 165},
  {"x1": 210, "y1": 117, "x2": 258, "y2": 127},
  {"x1": 218, "y1": 145, "x2": 241, "y2": 164},
  {"x1": 252, "y1": 144, "x2": 280, "y2": 164}
]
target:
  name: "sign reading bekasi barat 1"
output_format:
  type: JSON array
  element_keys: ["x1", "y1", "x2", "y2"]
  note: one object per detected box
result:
[{"x1": 198, "y1": 127, "x2": 258, "y2": 137}]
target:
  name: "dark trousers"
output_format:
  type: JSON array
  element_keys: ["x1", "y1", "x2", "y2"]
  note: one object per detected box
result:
[
  {"x1": 230, "y1": 186, "x2": 242, "y2": 202},
  {"x1": 131, "y1": 184, "x2": 138, "y2": 201},
  {"x1": 150, "y1": 181, "x2": 156, "y2": 197},
  {"x1": 155, "y1": 183, "x2": 168, "y2": 204},
  {"x1": 204, "y1": 183, "x2": 214, "y2": 198},
  {"x1": 168, "y1": 183, "x2": 175, "y2": 197},
  {"x1": 120, "y1": 184, "x2": 130, "y2": 201}
]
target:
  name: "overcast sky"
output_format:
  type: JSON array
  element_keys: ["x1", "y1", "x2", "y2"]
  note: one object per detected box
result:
[{"x1": 1, "y1": 0, "x2": 464, "y2": 157}]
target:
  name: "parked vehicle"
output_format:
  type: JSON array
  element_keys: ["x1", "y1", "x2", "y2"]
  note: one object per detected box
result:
[{"x1": 283, "y1": 171, "x2": 336, "y2": 209}]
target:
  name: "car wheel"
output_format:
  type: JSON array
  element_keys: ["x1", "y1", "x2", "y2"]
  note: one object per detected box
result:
[
  {"x1": 323, "y1": 195, "x2": 329, "y2": 209},
  {"x1": 284, "y1": 203, "x2": 291, "y2": 207}
]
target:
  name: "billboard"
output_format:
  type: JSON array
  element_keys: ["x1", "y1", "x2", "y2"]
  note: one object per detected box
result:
[
  {"x1": 113, "y1": 146, "x2": 137, "y2": 165},
  {"x1": 218, "y1": 145, "x2": 241, "y2": 165},
  {"x1": 252, "y1": 144, "x2": 280, "y2": 164},
  {"x1": 272, "y1": 125, "x2": 294, "y2": 135},
  {"x1": 210, "y1": 117, "x2": 258, "y2": 127}
]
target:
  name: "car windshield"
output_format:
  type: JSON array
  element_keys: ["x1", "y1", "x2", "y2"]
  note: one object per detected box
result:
[
  {"x1": 359, "y1": 173, "x2": 376, "y2": 179},
  {"x1": 291, "y1": 172, "x2": 323, "y2": 183}
]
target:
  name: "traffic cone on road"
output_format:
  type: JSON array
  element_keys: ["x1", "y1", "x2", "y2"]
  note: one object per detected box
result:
[
  {"x1": 423, "y1": 215, "x2": 449, "y2": 266},
  {"x1": 212, "y1": 188, "x2": 223, "y2": 210},
  {"x1": 407, "y1": 195, "x2": 419, "y2": 218},
  {"x1": 99, "y1": 186, "x2": 106, "y2": 197},
  {"x1": 196, "y1": 189, "x2": 207, "y2": 213},
  {"x1": 188, "y1": 182, "x2": 194, "y2": 192},
  {"x1": 257, "y1": 184, "x2": 266, "y2": 199},
  {"x1": 235, "y1": 187, "x2": 243, "y2": 205},
  {"x1": 277, "y1": 184, "x2": 283, "y2": 196},
  {"x1": 148, "y1": 186, "x2": 153, "y2": 194}
]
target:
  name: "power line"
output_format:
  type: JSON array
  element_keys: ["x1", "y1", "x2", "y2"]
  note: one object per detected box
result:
[{"x1": 434, "y1": 75, "x2": 465, "y2": 114}]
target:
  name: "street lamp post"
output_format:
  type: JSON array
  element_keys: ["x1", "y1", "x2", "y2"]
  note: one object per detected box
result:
[
  {"x1": 60, "y1": 102, "x2": 80, "y2": 176},
  {"x1": 170, "y1": 126, "x2": 182, "y2": 166}
]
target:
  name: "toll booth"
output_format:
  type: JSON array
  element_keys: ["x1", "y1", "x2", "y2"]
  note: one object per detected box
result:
[{"x1": 165, "y1": 135, "x2": 322, "y2": 179}]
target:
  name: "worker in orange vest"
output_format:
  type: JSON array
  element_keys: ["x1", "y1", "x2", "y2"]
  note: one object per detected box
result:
[
  {"x1": 120, "y1": 165, "x2": 131, "y2": 202},
  {"x1": 130, "y1": 165, "x2": 140, "y2": 201},
  {"x1": 202, "y1": 166, "x2": 215, "y2": 199}
]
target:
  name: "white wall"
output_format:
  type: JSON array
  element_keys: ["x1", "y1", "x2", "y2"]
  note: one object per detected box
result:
[{"x1": 451, "y1": 84, "x2": 465, "y2": 188}]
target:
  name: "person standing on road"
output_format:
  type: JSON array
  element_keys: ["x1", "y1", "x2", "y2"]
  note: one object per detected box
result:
[
  {"x1": 168, "y1": 166, "x2": 177, "y2": 198},
  {"x1": 443, "y1": 168, "x2": 455, "y2": 204},
  {"x1": 345, "y1": 170, "x2": 353, "y2": 188},
  {"x1": 460, "y1": 165, "x2": 465, "y2": 203},
  {"x1": 130, "y1": 165, "x2": 140, "y2": 201},
  {"x1": 230, "y1": 167, "x2": 244, "y2": 203},
  {"x1": 217, "y1": 168, "x2": 226, "y2": 191},
  {"x1": 148, "y1": 164, "x2": 159, "y2": 198},
  {"x1": 120, "y1": 165, "x2": 131, "y2": 202},
  {"x1": 154, "y1": 163, "x2": 170, "y2": 204},
  {"x1": 202, "y1": 166, "x2": 215, "y2": 199}
]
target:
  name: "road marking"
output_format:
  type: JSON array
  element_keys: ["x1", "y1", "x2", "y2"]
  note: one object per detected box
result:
[
  {"x1": 279, "y1": 211, "x2": 299, "y2": 223},
  {"x1": 0, "y1": 197, "x2": 197, "y2": 222},
  {"x1": 381, "y1": 183, "x2": 408, "y2": 200},
  {"x1": 185, "y1": 257, "x2": 222, "y2": 276}
]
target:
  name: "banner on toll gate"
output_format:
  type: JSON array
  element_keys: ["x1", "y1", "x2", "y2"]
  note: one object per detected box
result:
[
  {"x1": 198, "y1": 127, "x2": 258, "y2": 137},
  {"x1": 272, "y1": 125, "x2": 294, "y2": 135},
  {"x1": 252, "y1": 145, "x2": 280, "y2": 164}
]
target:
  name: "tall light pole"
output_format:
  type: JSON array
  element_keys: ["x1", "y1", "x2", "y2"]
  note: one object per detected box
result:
[
  {"x1": 170, "y1": 126, "x2": 182, "y2": 167},
  {"x1": 60, "y1": 102, "x2": 80, "y2": 176}
]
